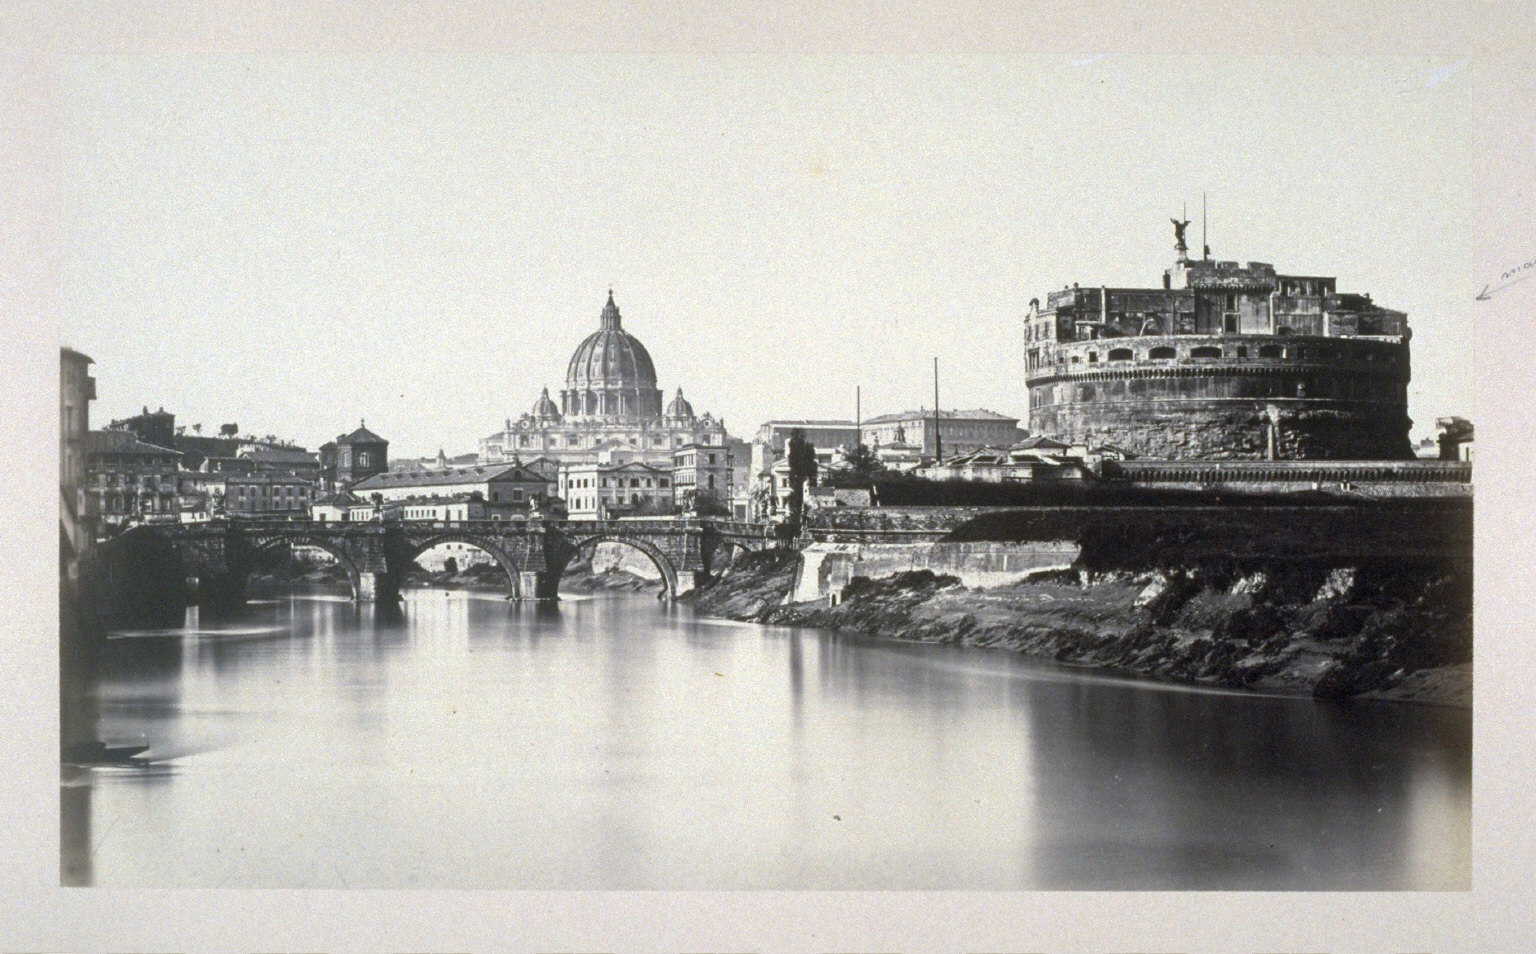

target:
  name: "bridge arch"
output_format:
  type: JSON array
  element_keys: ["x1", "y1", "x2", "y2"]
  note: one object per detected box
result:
[
  {"x1": 398, "y1": 532, "x2": 523, "y2": 597},
  {"x1": 706, "y1": 537, "x2": 756, "y2": 575},
  {"x1": 250, "y1": 534, "x2": 364, "y2": 600},
  {"x1": 565, "y1": 534, "x2": 680, "y2": 599}
]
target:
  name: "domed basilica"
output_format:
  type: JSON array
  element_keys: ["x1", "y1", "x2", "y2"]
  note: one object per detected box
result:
[{"x1": 479, "y1": 292, "x2": 727, "y2": 465}]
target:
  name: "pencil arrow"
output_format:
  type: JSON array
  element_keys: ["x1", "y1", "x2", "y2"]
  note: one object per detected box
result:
[{"x1": 1478, "y1": 270, "x2": 1536, "y2": 301}]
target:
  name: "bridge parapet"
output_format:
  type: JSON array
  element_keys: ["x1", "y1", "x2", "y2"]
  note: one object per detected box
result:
[{"x1": 93, "y1": 516, "x2": 775, "y2": 609}]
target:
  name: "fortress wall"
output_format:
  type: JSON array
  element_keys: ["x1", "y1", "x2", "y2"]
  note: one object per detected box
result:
[{"x1": 1025, "y1": 337, "x2": 1412, "y2": 460}]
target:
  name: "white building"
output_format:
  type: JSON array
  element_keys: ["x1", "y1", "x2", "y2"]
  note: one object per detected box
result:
[
  {"x1": 559, "y1": 460, "x2": 673, "y2": 518},
  {"x1": 862, "y1": 408, "x2": 1025, "y2": 459}
]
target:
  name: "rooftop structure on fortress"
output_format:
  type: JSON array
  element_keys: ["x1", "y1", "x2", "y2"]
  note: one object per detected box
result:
[{"x1": 1023, "y1": 221, "x2": 1415, "y2": 462}]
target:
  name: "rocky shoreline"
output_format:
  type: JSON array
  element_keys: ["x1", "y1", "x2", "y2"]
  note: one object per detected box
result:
[{"x1": 690, "y1": 549, "x2": 1472, "y2": 707}]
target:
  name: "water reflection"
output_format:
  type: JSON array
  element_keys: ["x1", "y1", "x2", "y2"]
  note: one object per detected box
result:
[{"x1": 62, "y1": 588, "x2": 1470, "y2": 889}]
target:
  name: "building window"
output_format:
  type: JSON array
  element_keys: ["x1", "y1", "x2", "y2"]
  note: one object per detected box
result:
[{"x1": 1149, "y1": 346, "x2": 1176, "y2": 360}]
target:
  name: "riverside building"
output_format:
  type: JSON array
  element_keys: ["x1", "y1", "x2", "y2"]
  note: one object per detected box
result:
[{"x1": 1023, "y1": 222, "x2": 1414, "y2": 460}]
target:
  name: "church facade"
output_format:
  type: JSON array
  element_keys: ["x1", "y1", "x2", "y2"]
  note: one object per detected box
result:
[{"x1": 478, "y1": 292, "x2": 728, "y2": 467}]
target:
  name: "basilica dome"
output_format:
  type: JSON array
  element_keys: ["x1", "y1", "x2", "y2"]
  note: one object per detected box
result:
[{"x1": 561, "y1": 291, "x2": 664, "y2": 421}]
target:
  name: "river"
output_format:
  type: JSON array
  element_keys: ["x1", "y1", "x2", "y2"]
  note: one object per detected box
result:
[{"x1": 61, "y1": 587, "x2": 1470, "y2": 889}]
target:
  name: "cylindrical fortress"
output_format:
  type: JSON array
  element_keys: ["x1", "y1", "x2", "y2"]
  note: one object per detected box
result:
[
  {"x1": 1026, "y1": 334, "x2": 1411, "y2": 460},
  {"x1": 1023, "y1": 240, "x2": 1415, "y2": 461}
]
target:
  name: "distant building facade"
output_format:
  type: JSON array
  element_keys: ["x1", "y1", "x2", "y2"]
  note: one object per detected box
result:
[
  {"x1": 390, "y1": 450, "x2": 479, "y2": 473},
  {"x1": 84, "y1": 429, "x2": 182, "y2": 529},
  {"x1": 557, "y1": 441, "x2": 673, "y2": 517},
  {"x1": 749, "y1": 420, "x2": 860, "y2": 482},
  {"x1": 182, "y1": 471, "x2": 315, "y2": 517},
  {"x1": 1023, "y1": 224, "x2": 1414, "y2": 460},
  {"x1": 107, "y1": 406, "x2": 176, "y2": 449},
  {"x1": 672, "y1": 441, "x2": 733, "y2": 512},
  {"x1": 320, "y1": 423, "x2": 390, "y2": 489},
  {"x1": 351, "y1": 462, "x2": 553, "y2": 512},
  {"x1": 311, "y1": 491, "x2": 372, "y2": 523},
  {"x1": 861, "y1": 409, "x2": 1025, "y2": 460}
]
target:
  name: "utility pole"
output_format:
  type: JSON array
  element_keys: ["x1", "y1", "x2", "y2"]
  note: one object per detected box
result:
[
  {"x1": 932, "y1": 357, "x2": 943, "y2": 462},
  {"x1": 856, "y1": 385, "x2": 862, "y2": 448},
  {"x1": 1202, "y1": 192, "x2": 1209, "y2": 261}
]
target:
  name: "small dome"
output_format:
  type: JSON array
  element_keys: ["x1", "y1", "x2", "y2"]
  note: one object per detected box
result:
[
  {"x1": 532, "y1": 386, "x2": 561, "y2": 421},
  {"x1": 665, "y1": 387, "x2": 694, "y2": 419}
]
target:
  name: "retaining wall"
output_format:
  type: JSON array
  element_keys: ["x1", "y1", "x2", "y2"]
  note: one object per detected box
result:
[{"x1": 791, "y1": 540, "x2": 1082, "y2": 602}]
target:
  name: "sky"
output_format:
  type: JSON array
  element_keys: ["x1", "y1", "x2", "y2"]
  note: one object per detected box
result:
[{"x1": 60, "y1": 54, "x2": 1474, "y2": 458}]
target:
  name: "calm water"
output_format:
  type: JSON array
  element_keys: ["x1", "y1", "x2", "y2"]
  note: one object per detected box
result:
[{"x1": 62, "y1": 588, "x2": 1470, "y2": 889}]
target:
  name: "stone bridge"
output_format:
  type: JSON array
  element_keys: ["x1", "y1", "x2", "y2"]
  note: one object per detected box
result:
[{"x1": 97, "y1": 517, "x2": 774, "y2": 610}]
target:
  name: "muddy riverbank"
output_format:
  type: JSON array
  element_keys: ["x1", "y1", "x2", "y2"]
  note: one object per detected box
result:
[{"x1": 691, "y1": 549, "x2": 1471, "y2": 706}]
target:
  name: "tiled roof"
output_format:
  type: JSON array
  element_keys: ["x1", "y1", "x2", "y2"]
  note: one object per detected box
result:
[
  {"x1": 591, "y1": 438, "x2": 644, "y2": 453},
  {"x1": 241, "y1": 446, "x2": 318, "y2": 464},
  {"x1": 1012, "y1": 435, "x2": 1070, "y2": 450},
  {"x1": 85, "y1": 430, "x2": 182, "y2": 457},
  {"x1": 863, "y1": 408, "x2": 1018, "y2": 425},
  {"x1": 351, "y1": 462, "x2": 547, "y2": 490},
  {"x1": 336, "y1": 426, "x2": 388, "y2": 445},
  {"x1": 313, "y1": 491, "x2": 366, "y2": 508},
  {"x1": 565, "y1": 460, "x2": 670, "y2": 474},
  {"x1": 382, "y1": 492, "x2": 485, "y2": 506}
]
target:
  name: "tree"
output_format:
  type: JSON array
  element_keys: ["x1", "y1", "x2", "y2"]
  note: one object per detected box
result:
[
  {"x1": 680, "y1": 488, "x2": 729, "y2": 517},
  {"x1": 219, "y1": 423, "x2": 239, "y2": 438},
  {"x1": 786, "y1": 428, "x2": 818, "y2": 529},
  {"x1": 828, "y1": 442, "x2": 884, "y2": 482},
  {"x1": 192, "y1": 423, "x2": 203, "y2": 435}
]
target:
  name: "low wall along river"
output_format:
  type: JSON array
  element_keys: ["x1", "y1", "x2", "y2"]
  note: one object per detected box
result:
[{"x1": 696, "y1": 500, "x2": 1473, "y2": 706}]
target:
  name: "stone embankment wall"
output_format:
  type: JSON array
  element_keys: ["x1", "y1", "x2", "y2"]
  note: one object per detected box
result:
[
  {"x1": 805, "y1": 506, "x2": 1015, "y2": 541},
  {"x1": 693, "y1": 500, "x2": 1472, "y2": 706},
  {"x1": 790, "y1": 541, "x2": 1081, "y2": 602}
]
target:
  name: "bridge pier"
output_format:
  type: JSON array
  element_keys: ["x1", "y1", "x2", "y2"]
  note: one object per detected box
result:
[
  {"x1": 356, "y1": 570, "x2": 400, "y2": 604},
  {"x1": 675, "y1": 570, "x2": 703, "y2": 598},
  {"x1": 193, "y1": 572, "x2": 248, "y2": 612},
  {"x1": 514, "y1": 571, "x2": 559, "y2": 601}
]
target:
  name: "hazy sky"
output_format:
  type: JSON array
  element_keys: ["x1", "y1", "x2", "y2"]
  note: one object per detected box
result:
[{"x1": 61, "y1": 54, "x2": 1473, "y2": 457}]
